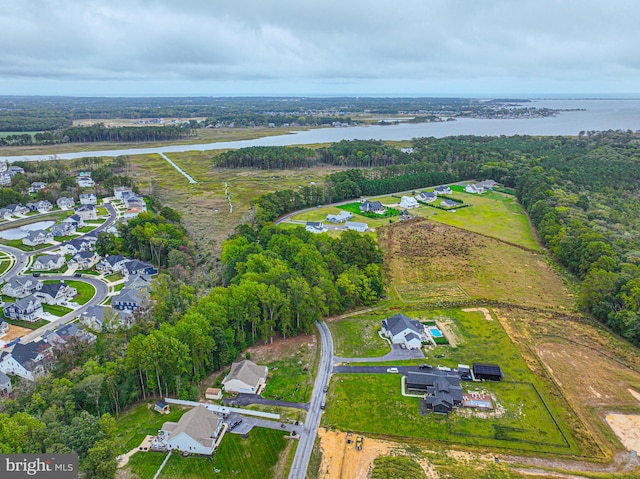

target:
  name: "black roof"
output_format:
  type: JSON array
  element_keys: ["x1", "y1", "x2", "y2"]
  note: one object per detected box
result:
[{"x1": 473, "y1": 363, "x2": 502, "y2": 376}]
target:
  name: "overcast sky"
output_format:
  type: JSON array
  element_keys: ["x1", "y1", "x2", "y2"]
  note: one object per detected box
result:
[{"x1": 1, "y1": 0, "x2": 638, "y2": 97}]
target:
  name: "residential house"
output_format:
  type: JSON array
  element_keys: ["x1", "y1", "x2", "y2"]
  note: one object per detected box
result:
[
  {"x1": 62, "y1": 214, "x2": 85, "y2": 228},
  {"x1": 26, "y1": 200, "x2": 53, "y2": 213},
  {"x1": 32, "y1": 254, "x2": 65, "y2": 271},
  {"x1": 0, "y1": 172, "x2": 11, "y2": 186},
  {"x1": 123, "y1": 207, "x2": 143, "y2": 220},
  {"x1": 82, "y1": 229, "x2": 100, "y2": 245},
  {"x1": 0, "y1": 371, "x2": 11, "y2": 396},
  {"x1": 0, "y1": 208, "x2": 14, "y2": 220},
  {"x1": 79, "y1": 193, "x2": 98, "y2": 205},
  {"x1": 4, "y1": 295, "x2": 43, "y2": 321},
  {"x1": 69, "y1": 251, "x2": 101, "y2": 270},
  {"x1": 51, "y1": 222, "x2": 76, "y2": 237},
  {"x1": 325, "y1": 211, "x2": 353, "y2": 223},
  {"x1": 122, "y1": 260, "x2": 157, "y2": 279},
  {"x1": 2, "y1": 277, "x2": 41, "y2": 298},
  {"x1": 478, "y1": 180, "x2": 498, "y2": 189},
  {"x1": 221, "y1": 359, "x2": 268, "y2": 394},
  {"x1": 464, "y1": 184, "x2": 484, "y2": 194},
  {"x1": 405, "y1": 372, "x2": 463, "y2": 414},
  {"x1": 416, "y1": 192, "x2": 437, "y2": 203},
  {"x1": 160, "y1": 405, "x2": 224, "y2": 455},
  {"x1": 80, "y1": 305, "x2": 128, "y2": 331},
  {"x1": 5, "y1": 204, "x2": 29, "y2": 216},
  {"x1": 42, "y1": 323, "x2": 95, "y2": 347},
  {"x1": 56, "y1": 197, "x2": 75, "y2": 210},
  {"x1": 22, "y1": 229, "x2": 53, "y2": 247},
  {"x1": 399, "y1": 196, "x2": 419, "y2": 209},
  {"x1": 96, "y1": 254, "x2": 128, "y2": 274},
  {"x1": 111, "y1": 288, "x2": 147, "y2": 313},
  {"x1": 74, "y1": 204, "x2": 97, "y2": 221},
  {"x1": 114, "y1": 187, "x2": 133, "y2": 200},
  {"x1": 123, "y1": 194, "x2": 146, "y2": 211},
  {"x1": 360, "y1": 200, "x2": 385, "y2": 214},
  {"x1": 35, "y1": 281, "x2": 77, "y2": 305},
  {"x1": 59, "y1": 238, "x2": 92, "y2": 255},
  {"x1": 29, "y1": 182, "x2": 47, "y2": 193},
  {"x1": 0, "y1": 339, "x2": 52, "y2": 381},
  {"x1": 76, "y1": 177, "x2": 95, "y2": 188},
  {"x1": 305, "y1": 221, "x2": 326, "y2": 234},
  {"x1": 7, "y1": 165, "x2": 24, "y2": 177},
  {"x1": 124, "y1": 274, "x2": 153, "y2": 290},
  {"x1": 381, "y1": 313, "x2": 427, "y2": 349},
  {"x1": 434, "y1": 186, "x2": 452, "y2": 195},
  {"x1": 440, "y1": 199, "x2": 458, "y2": 208},
  {"x1": 344, "y1": 221, "x2": 368, "y2": 233}
]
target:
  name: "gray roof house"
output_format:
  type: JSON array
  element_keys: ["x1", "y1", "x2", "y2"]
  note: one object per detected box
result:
[
  {"x1": 42, "y1": 323, "x2": 95, "y2": 346},
  {"x1": 59, "y1": 238, "x2": 92, "y2": 255},
  {"x1": 32, "y1": 254, "x2": 65, "y2": 271},
  {"x1": 434, "y1": 186, "x2": 452, "y2": 195},
  {"x1": 124, "y1": 274, "x2": 153, "y2": 290},
  {"x1": 416, "y1": 192, "x2": 437, "y2": 203},
  {"x1": 74, "y1": 204, "x2": 97, "y2": 221},
  {"x1": 2, "y1": 277, "x2": 42, "y2": 298},
  {"x1": 34, "y1": 281, "x2": 76, "y2": 305},
  {"x1": 221, "y1": 359, "x2": 268, "y2": 394},
  {"x1": 5, "y1": 204, "x2": 29, "y2": 216},
  {"x1": 0, "y1": 339, "x2": 52, "y2": 381},
  {"x1": 22, "y1": 229, "x2": 53, "y2": 247},
  {"x1": 111, "y1": 288, "x2": 146, "y2": 312},
  {"x1": 381, "y1": 313, "x2": 426, "y2": 349},
  {"x1": 0, "y1": 371, "x2": 11, "y2": 396},
  {"x1": 62, "y1": 214, "x2": 84, "y2": 228},
  {"x1": 56, "y1": 197, "x2": 75, "y2": 210},
  {"x1": 405, "y1": 372, "x2": 463, "y2": 414},
  {"x1": 69, "y1": 251, "x2": 101, "y2": 269},
  {"x1": 344, "y1": 221, "x2": 368, "y2": 233},
  {"x1": 29, "y1": 182, "x2": 47, "y2": 193},
  {"x1": 360, "y1": 200, "x2": 385, "y2": 214},
  {"x1": 51, "y1": 222, "x2": 76, "y2": 237},
  {"x1": 326, "y1": 211, "x2": 353, "y2": 223},
  {"x1": 160, "y1": 405, "x2": 224, "y2": 455},
  {"x1": 305, "y1": 221, "x2": 326, "y2": 234},
  {"x1": 122, "y1": 260, "x2": 157, "y2": 279},
  {"x1": 79, "y1": 193, "x2": 98, "y2": 205},
  {"x1": 96, "y1": 254, "x2": 128, "y2": 273},
  {"x1": 4, "y1": 295, "x2": 43, "y2": 321}
]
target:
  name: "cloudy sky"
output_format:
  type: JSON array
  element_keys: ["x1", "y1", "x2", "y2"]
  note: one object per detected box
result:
[{"x1": 1, "y1": 0, "x2": 638, "y2": 97}]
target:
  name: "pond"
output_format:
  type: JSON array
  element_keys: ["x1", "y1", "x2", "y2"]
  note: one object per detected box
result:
[{"x1": 0, "y1": 221, "x2": 55, "y2": 240}]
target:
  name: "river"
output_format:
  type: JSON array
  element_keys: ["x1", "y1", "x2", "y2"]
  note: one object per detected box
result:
[{"x1": 1, "y1": 99, "x2": 639, "y2": 162}]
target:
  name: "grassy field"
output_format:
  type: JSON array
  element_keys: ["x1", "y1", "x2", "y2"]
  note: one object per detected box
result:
[
  {"x1": 42, "y1": 303, "x2": 73, "y2": 316},
  {"x1": 65, "y1": 280, "x2": 96, "y2": 304},
  {"x1": 328, "y1": 310, "x2": 391, "y2": 358},
  {"x1": 378, "y1": 219, "x2": 573, "y2": 310},
  {"x1": 370, "y1": 456, "x2": 426, "y2": 479}
]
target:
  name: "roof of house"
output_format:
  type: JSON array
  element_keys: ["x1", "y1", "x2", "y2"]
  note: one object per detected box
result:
[
  {"x1": 5, "y1": 276, "x2": 37, "y2": 289},
  {"x1": 382, "y1": 313, "x2": 423, "y2": 337},
  {"x1": 361, "y1": 200, "x2": 383, "y2": 211},
  {"x1": 123, "y1": 260, "x2": 154, "y2": 273},
  {"x1": 24, "y1": 230, "x2": 50, "y2": 240},
  {"x1": 473, "y1": 363, "x2": 502, "y2": 377},
  {"x1": 406, "y1": 371, "x2": 461, "y2": 388},
  {"x1": 112, "y1": 288, "x2": 141, "y2": 305},
  {"x1": 206, "y1": 387, "x2": 221, "y2": 395},
  {"x1": 124, "y1": 274, "x2": 152, "y2": 290},
  {"x1": 7, "y1": 340, "x2": 49, "y2": 371},
  {"x1": 35, "y1": 254, "x2": 62, "y2": 265},
  {"x1": 156, "y1": 400, "x2": 168, "y2": 408},
  {"x1": 75, "y1": 204, "x2": 96, "y2": 212},
  {"x1": 0, "y1": 371, "x2": 10, "y2": 385},
  {"x1": 163, "y1": 405, "x2": 222, "y2": 449},
  {"x1": 72, "y1": 251, "x2": 97, "y2": 260},
  {"x1": 405, "y1": 332, "x2": 421, "y2": 343},
  {"x1": 62, "y1": 238, "x2": 90, "y2": 250},
  {"x1": 345, "y1": 221, "x2": 368, "y2": 229},
  {"x1": 38, "y1": 282, "x2": 66, "y2": 298},
  {"x1": 103, "y1": 254, "x2": 126, "y2": 266},
  {"x1": 224, "y1": 359, "x2": 267, "y2": 388}
]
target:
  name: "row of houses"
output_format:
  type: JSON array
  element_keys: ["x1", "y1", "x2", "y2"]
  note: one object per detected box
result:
[
  {"x1": 2, "y1": 279, "x2": 77, "y2": 321},
  {"x1": 305, "y1": 220, "x2": 368, "y2": 234},
  {"x1": 0, "y1": 165, "x2": 25, "y2": 186}
]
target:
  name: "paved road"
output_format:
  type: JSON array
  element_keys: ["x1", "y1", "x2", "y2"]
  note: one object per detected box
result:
[
  {"x1": 288, "y1": 321, "x2": 334, "y2": 479},
  {"x1": 334, "y1": 343, "x2": 424, "y2": 363},
  {"x1": 223, "y1": 393, "x2": 309, "y2": 411}
]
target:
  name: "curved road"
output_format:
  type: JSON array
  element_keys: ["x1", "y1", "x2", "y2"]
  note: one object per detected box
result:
[{"x1": 288, "y1": 321, "x2": 334, "y2": 479}]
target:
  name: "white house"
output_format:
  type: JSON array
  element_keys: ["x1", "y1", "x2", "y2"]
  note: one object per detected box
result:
[
  {"x1": 381, "y1": 313, "x2": 427, "y2": 349},
  {"x1": 2, "y1": 277, "x2": 41, "y2": 298},
  {"x1": 35, "y1": 281, "x2": 77, "y2": 305},
  {"x1": 434, "y1": 186, "x2": 452, "y2": 195},
  {"x1": 4, "y1": 295, "x2": 43, "y2": 322},
  {"x1": 416, "y1": 192, "x2": 437, "y2": 203},
  {"x1": 160, "y1": 405, "x2": 224, "y2": 455},
  {"x1": 325, "y1": 211, "x2": 353, "y2": 223},
  {"x1": 69, "y1": 251, "x2": 101, "y2": 269},
  {"x1": 400, "y1": 196, "x2": 419, "y2": 209},
  {"x1": 305, "y1": 221, "x2": 326, "y2": 234},
  {"x1": 74, "y1": 204, "x2": 97, "y2": 221},
  {"x1": 0, "y1": 340, "x2": 52, "y2": 381},
  {"x1": 77, "y1": 177, "x2": 95, "y2": 188},
  {"x1": 22, "y1": 230, "x2": 53, "y2": 247},
  {"x1": 114, "y1": 187, "x2": 133, "y2": 200},
  {"x1": 56, "y1": 197, "x2": 75, "y2": 210},
  {"x1": 79, "y1": 193, "x2": 98, "y2": 205},
  {"x1": 464, "y1": 184, "x2": 485, "y2": 194},
  {"x1": 63, "y1": 214, "x2": 85, "y2": 228},
  {"x1": 221, "y1": 359, "x2": 268, "y2": 394},
  {"x1": 29, "y1": 182, "x2": 47, "y2": 193},
  {"x1": 344, "y1": 221, "x2": 368, "y2": 233},
  {"x1": 59, "y1": 239, "x2": 92, "y2": 255},
  {"x1": 32, "y1": 254, "x2": 65, "y2": 271},
  {"x1": 96, "y1": 254, "x2": 128, "y2": 273}
]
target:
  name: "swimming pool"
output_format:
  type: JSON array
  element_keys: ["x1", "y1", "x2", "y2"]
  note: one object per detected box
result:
[{"x1": 428, "y1": 327, "x2": 443, "y2": 338}]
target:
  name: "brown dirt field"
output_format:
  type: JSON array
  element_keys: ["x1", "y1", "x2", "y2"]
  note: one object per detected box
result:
[
  {"x1": 378, "y1": 219, "x2": 572, "y2": 310},
  {"x1": 605, "y1": 414, "x2": 640, "y2": 452},
  {"x1": 245, "y1": 334, "x2": 317, "y2": 364},
  {"x1": 1, "y1": 324, "x2": 32, "y2": 342}
]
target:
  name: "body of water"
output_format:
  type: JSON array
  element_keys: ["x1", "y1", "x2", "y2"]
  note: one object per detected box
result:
[
  {"x1": 0, "y1": 220, "x2": 55, "y2": 240},
  {"x1": 2, "y1": 99, "x2": 639, "y2": 162}
]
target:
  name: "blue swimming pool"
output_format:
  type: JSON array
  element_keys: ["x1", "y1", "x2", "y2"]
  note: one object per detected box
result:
[{"x1": 428, "y1": 327, "x2": 443, "y2": 338}]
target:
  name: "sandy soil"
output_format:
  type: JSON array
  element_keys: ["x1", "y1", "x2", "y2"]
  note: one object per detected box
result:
[
  {"x1": 0, "y1": 324, "x2": 32, "y2": 342},
  {"x1": 462, "y1": 307, "x2": 494, "y2": 321},
  {"x1": 605, "y1": 414, "x2": 640, "y2": 452},
  {"x1": 245, "y1": 333, "x2": 316, "y2": 364},
  {"x1": 629, "y1": 389, "x2": 640, "y2": 404}
]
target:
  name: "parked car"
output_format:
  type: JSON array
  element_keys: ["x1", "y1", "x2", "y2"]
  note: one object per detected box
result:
[
  {"x1": 418, "y1": 364, "x2": 433, "y2": 369},
  {"x1": 387, "y1": 367, "x2": 399, "y2": 373},
  {"x1": 323, "y1": 385, "x2": 328, "y2": 393}
]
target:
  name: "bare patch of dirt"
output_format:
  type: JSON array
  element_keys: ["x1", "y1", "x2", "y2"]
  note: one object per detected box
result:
[
  {"x1": 245, "y1": 333, "x2": 316, "y2": 364},
  {"x1": 629, "y1": 389, "x2": 640, "y2": 404},
  {"x1": 1, "y1": 324, "x2": 31, "y2": 342},
  {"x1": 605, "y1": 414, "x2": 640, "y2": 452}
]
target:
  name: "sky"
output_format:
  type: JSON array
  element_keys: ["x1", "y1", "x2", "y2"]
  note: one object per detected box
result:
[{"x1": 1, "y1": 0, "x2": 639, "y2": 97}]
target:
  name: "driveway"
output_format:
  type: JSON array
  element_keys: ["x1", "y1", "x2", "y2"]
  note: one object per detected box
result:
[
  {"x1": 225, "y1": 412, "x2": 303, "y2": 436},
  {"x1": 223, "y1": 393, "x2": 309, "y2": 411},
  {"x1": 334, "y1": 343, "x2": 424, "y2": 363}
]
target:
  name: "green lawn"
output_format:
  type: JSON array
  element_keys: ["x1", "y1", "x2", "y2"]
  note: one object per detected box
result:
[
  {"x1": 116, "y1": 402, "x2": 188, "y2": 454},
  {"x1": 328, "y1": 310, "x2": 391, "y2": 358},
  {"x1": 0, "y1": 315, "x2": 48, "y2": 330},
  {"x1": 125, "y1": 427, "x2": 291, "y2": 479},
  {"x1": 0, "y1": 258, "x2": 13, "y2": 275},
  {"x1": 0, "y1": 239, "x2": 49, "y2": 252},
  {"x1": 423, "y1": 189, "x2": 540, "y2": 250},
  {"x1": 42, "y1": 304, "x2": 73, "y2": 316},
  {"x1": 76, "y1": 226, "x2": 97, "y2": 233},
  {"x1": 65, "y1": 280, "x2": 96, "y2": 304},
  {"x1": 105, "y1": 272, "x2": 123, "y2": 282},
  {"x1": 262, "y1": 351, "x2": 316, "y2": 403}
]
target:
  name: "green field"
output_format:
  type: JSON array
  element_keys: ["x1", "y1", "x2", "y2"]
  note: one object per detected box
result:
[
  {"x1": 328, "y1": 309, "x2": 391, "y2": 358},
  {"x1": 116, "y1": 402, "x2": 187, "y2": 454},
  {"x1": 42, "y1": 304, "x2": 73, "y2": 316},
  {"x1": 65, "y1": 280, "x2": 96, "y2": 304},
  {"x1": 262, "y1": 346, "x2": 317, "y2": 403}
]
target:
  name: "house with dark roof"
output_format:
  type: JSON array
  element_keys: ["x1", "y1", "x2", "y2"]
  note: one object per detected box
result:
[
  {"x1": 160, "y1": 405, "x2": 224, "y2": 455},
  {"x1": 80, "y1": 305, "x2": 129, "y2": 331},
  {"x1": 26, "y1": 200, "x2": 53, "y2": 213},
  {"x1": 51, "y1": 222, "x2": 76, "y2": 237},
  {"x1": 111, "y1": 288, "x2": 146, "y2": 313},
  {"x1": 434, "y1": 186, "x2": 452, "y2": 195},
  {"x1": 0, "y1": 339, "x2": 52, "y2": 380},
  {"x1": 62, "y1": 214, "x2": 85, "y2": 228},
  {"x1": 360, "y1": 200, "x2": 385, "y2": 214},
  {"x1": 0, "y1": 318, "x2": 8, "y2": 335},
  {"x1": 74, "y1": 204, "x2": 97, "y2": 221},
  {"x1": 69, "y1": 251, "x2": 101, "y2": 269},
  {"x1": 32, "y1": 254, "x2": 65, "y2": 271},
  {"x1": 124, "y1": 274, "x2": 153, "y2": 290},
  {"x1": 381, "y1": 313, "x2": 426, "y2": 349},
  {"x1": 114, "y1": 187, "x2": 133, "y2": 200},
  {"x1": 22, "y1": 230, "x2": 53, "y2": 247},
  {"x1": 42, "y1": 323, "x2": 95, "y2": 346},
  {"x1": 79, "y1": 193, "x2": 98, "y2": 205},
  {"x1": 122, "y1": 260, "x2": 157, "y2": 279},
  {"x1": 473, "y1": 363, "x2": 502, "y2": 381},
  {"x1": 34, "y1": 281, "x2": 76, "y2": 305},
  {"x1": 29, "y1": 182, "x2": 47, "y2": 194},
  {"x1": 96, "y1": 254, "x2": 128, "y2": 273},
  {"x1": 440, "y1": 199, "x2": 458, "y2": 208},
  {"x1": 305, "y1": 221, "x2": 326, "y2": 234},
  {"x1": 416, "y1": 192, "x2": 437, "y2": 203},
  {"x1": 4, "y1": 295, "x2": 43, "y2": 321},
  {"x1": 56, "y1": 197, "x2": 75, "y2": 210},
  {"x1": 406, "y1": 371, "x2": 463, "y2": 414},
  {"x1": 5, "y1": 204, "x2": 29, "y2": 216},
  {"x1": 2, "y1": 277, "x2": 41, "y2": 298},
  {"x1": 222, "y1": 359, "x2": 268, "y2": 394},
  {"x1": 155, "y1": 400, "x2": 171, "y2": 414},
  {"x1": 0, "y1": 371, "x2": 11, "y2": 396},
  {"x1": 326, "y1": 211, "x2": 353, "y2": 223},
  {"x1": 59, "y1": 238, "x2": 92, "y2": 255}
]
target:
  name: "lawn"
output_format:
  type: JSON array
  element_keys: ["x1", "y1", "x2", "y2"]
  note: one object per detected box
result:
[
  {"x1": 65, "y1": 280, "x2": 96, "y2": 304},
  {"x1": 125, "y1": 428, "x2": 292, "y2": 479},
  {"x1": 322, "y1": 373, "x2": 574, "y2": 454},
  {"x1": 105, "y1": 272, "x2": 123, "y2": 281},
  {"x1": 42, "y1": 304, "x2": 73, "y2": 316},
  {"x1": 0, "y1": 239, "x2": 49, "y2": 252},
  {"x1": 0, "y1": 316, "x2": 49, "y2": 330},
  {"x1": 328, "y1": 311, "x2": 391, "y2": 358}
]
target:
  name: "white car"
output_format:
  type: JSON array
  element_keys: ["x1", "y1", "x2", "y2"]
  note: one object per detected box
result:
[{"x1": 387, "y1": 367, "x2": 399, "y2": 373}]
